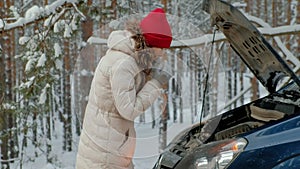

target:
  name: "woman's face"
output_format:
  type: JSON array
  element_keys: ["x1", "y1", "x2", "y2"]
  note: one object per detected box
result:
[{"x1": 152, "y1": 47, "x2": 166, "y2": 60}]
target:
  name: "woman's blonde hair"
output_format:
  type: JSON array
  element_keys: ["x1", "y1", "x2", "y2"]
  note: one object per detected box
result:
[{"x1": 124, "y1": 16, "x2": 153, "y2": 70}]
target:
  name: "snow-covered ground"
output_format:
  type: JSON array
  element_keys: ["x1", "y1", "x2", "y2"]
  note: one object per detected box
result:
[
  {"x1": 13, "y1": 114, "x2": 193, "y2": 169},
  {"x1": 133, "y1": 108, "x2": 196, "y2": 169}
]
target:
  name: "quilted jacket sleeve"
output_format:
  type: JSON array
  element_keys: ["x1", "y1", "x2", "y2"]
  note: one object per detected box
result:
[{"x1": 111, "y1": 58, "x2": 162, "y2": 121}]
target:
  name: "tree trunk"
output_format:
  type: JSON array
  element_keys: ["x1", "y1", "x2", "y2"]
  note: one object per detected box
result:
[
  {"x1": 272, "y1": 0, "x2": 277, "y2": 45},
  {"x1": 46, "y1": 105, "x2": 52, "y2": 163},
  {"x1": 286, "y1": 0, "x2": 292, "y2": 50},
  {"x1": 176, "y1": 49, "x2": 183, "y2": 123},
  {"x1": 159, "y1": 94, "x2": 168, "y2": 152},
  {"x1": 161, "y1": 0, "x2": 167, "y2": 11},
  {"x1": 212, "y1": 49, "x2": 219, "y2": 115},
  {"x1": 297, "y1": 0, "x2": 300, "y2": 66},
  {"x1": 244, "y1": 0, "x2": 250, "y2": 13},
  {"x1": 81, "y1": 0, "x2": 93, "y2": 42},
  {"x1": 33, "y1": 111, "x2": 38, "y2": 157},
  {"x1": 139, "y1": 113, "x2": 145, "y2": 124},
  {"x1": 196, "y1": 53, "x2": 202, "y2": 120},
  {"x1": 191, "y1": 62, "x2": 198, "y2": 120},
  {"x1": 0, "y1": 1, "x2": 7, "y2": 166},
  {"x1": 151, "y1": 105, "x2": 156, "y2": 129},
  {"x1": 256, "y1": 0, "x2": 261, "y2": 17},
  {"x1": 264, "y1": 0, "x2": 268, "y2": 22},
  {"x1": 227, "y1": 46, "x2": 232, "y2": 110},
  {"x1": 178, "y1": 50, "x2": 183, "y2": 123},
  {"x1": 63, "y1": 40, "x2": 72, "y2": 152},
  {"x1": 233, "y1": 54, "x2": 237, "y2": 108},
  {"x1": 251, "y1": 77, "x2": 259, "y2": 100},
  {"x1": 76, "y1": 0, "x2": 94, "y2": 131},
  {"x1": 172, "y1": 78, "x2": 177, "y2": 122},
  {"x1": 189, "y1": 53, "x2": 194, "y2": 123},
  {"x1": 0, "y1": 0, "x2": 18, "y2": 167},
  {"x1": 171, "y1": 51, "x2": 177, "y2": 123},
  {"x1": 240, "y1": 61, "x2": 245, "y2": 105}
]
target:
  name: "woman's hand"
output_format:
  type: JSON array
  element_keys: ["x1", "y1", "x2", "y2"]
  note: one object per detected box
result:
[
  {"x1": 151, "y1": 57, "x2": 172, "y2": 86},
  {"x1": 151, "y1": 68, "x2": 171, "y2": 86}
]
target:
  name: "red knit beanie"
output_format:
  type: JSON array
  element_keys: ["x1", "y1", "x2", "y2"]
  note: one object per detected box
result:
[{"x1": 140, "y1": 8, "x2": 172, "y2": 48}]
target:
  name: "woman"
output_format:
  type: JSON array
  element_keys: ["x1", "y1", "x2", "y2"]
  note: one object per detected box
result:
[{"x1": 76, "y1": 8, "x2": 172, "y2": 169}]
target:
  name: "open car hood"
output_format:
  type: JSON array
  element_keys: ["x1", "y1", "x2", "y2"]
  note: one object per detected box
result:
[{"x1": 203, "y1": 0, "x2": 300, "y2": 93}]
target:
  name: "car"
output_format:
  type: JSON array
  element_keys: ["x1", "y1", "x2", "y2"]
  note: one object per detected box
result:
[{"x1": 153, "y1": 0, "x2": 300, "y2": 168}]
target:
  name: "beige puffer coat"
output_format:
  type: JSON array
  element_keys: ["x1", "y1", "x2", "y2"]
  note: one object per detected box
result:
[{"x1": 76, "y1": 30, "x2": 162, "y2": 169}]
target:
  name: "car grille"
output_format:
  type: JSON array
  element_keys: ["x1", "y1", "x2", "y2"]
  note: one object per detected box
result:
[{"x1": 215, "y1": 121, "x2": 264, "y2": 140}]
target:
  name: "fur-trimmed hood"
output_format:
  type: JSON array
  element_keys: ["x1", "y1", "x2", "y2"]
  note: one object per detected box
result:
[{"x1": 107, "y1": 30, "x2": 135, "y2": 56}]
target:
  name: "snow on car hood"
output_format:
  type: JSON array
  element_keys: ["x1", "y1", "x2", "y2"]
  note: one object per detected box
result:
[{"x1": 203, "y1": 0, "x2": 300, "y2": 93}]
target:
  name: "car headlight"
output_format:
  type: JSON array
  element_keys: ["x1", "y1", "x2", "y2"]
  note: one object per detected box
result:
[{"x1": 195, "y1": 138, "x2": 247, "y2": 169}]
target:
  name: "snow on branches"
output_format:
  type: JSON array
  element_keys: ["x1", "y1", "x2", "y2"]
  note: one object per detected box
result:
[{"x1": 0, "y1": 0, "x2": 83, "y2": 31}]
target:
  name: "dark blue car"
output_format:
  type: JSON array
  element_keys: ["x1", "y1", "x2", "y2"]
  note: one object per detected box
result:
[{"x1": 153, "y1": 0, "x2": 300, "y2": 168}]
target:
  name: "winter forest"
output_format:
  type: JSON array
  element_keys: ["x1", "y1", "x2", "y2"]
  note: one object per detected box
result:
[{"x1": 1, "y1": 0, "x2": 300, "y2": 168}]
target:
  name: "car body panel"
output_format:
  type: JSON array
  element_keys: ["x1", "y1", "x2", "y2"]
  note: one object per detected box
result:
[
  {"x1": 227, "y1": 115, "x2": 300, "y2": 169},
  {"x1": 272, "y1": 156, "x2": 300, "y2": 169}
]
